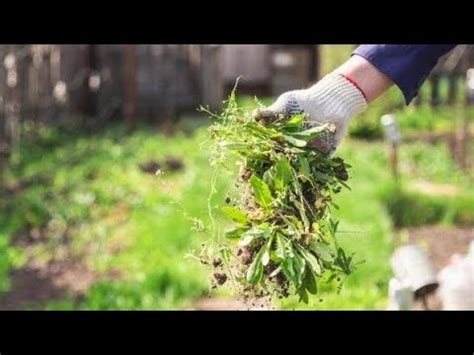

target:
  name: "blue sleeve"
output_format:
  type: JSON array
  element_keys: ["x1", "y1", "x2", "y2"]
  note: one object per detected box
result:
[{"x1": 353, "y1": 45, "x2": 457, "y2": 104}]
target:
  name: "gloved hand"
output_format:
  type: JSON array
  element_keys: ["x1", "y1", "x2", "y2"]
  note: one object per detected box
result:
[{"x1": 255, "y1": 72, "x2": 368, "y2": 153}]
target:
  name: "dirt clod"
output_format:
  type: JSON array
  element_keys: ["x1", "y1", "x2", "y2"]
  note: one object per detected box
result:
[
  {"x1": 213, "y1": 273, "x2": 228, "y2": 285},
  {"x1": 139, "y1": 160, "x2": 162, "y2": 175},
  {"x1": 212, "y1": 258, "x2": 223, "y2": 267},
  {"x1": 238, "y1": 247, "x2": 253, "y2": 265},
  {"x1": 139, "y1": 156, "x2": 184, "y2": 175},
  {"x1": 164, "y1": 156, "x2": 184, "y2": 172}
]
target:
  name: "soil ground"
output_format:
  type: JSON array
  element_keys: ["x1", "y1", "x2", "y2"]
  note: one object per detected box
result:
[
  {"x1": 0, "y1": 230, "x2": 119, "y2": 310},
  {"x1": 190, "y1": 296, "x2": 272, "y2": 310},
  {"x1": 405, "y1": 226, "x2": 473, "y2": 310}
]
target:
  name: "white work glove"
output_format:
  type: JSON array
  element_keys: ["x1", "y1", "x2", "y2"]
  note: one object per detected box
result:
[{"x1": 256, "y1": 72, "x2": 368, "y2": 154}]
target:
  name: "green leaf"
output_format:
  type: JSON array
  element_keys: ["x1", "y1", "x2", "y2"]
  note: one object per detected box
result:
[
  {"x1": 218, "y1": 142, "x2": 249, "y2": 150},
  {"x1": 262, "y1": 168, "x2": 275, "y2": 191},
  {"x1": 310, "y1": 241, "x2": 334, "y2": 264},
  {"x1": 282, "y1": 215, "x2": 303, "y2": 232},
  {"x1": 239, "y1": 234, "x2": 256, "y2": 246},
  {"x1": 329, "y1": 219, "x2": 339, "y2": 235},
  {"x1": 293, "y1": 199, "x2": 310, "y2": 231},
  {"x1": 262, "y1": 250, "x2": 270, "y2": 266},
  {"x1": 283, "y1": 135, "x2": 307, "y2": 147},
  {"x1": 238, "y1": 225, "x2": 271, "y2": 246},
  {"x1": 298, "y1": 156, "x2": 311, "y2": 181},
  {"x1": 283, "y1": 114, "x2": 305, "y2": 129},
  {"x1": 273, "y1": 156, "x2": 293, "y2": 192},
  {"x1": 295, "y1": 244, "x2": 322, "y2": 276},
  {"x1": 326, "y1": 273, "x2": 339, "y2": 284},
  {"x1": 248, "y1": 123, "x2": 281, "y2": 138},
  {"x1": 312, "y1": 170, "x2": 332, "y2": 182},
  {"x1": 293, "y1": 251, "x2": 306, "y2": 288},
  {"x1": 221, "y1": 207, "x2": 249, "y2": 225},
  {"x1": 307, "y1": 253, "x2": 322, "y2": 276},
  {"x1": 246, "y1": 247, "x2": 265, "y2": 285},
  {"x1": 335, "y1": 246, "x2": 354, "y2": 275},
  {"x1": 338, "y1": 180, "x2": 352, "y2": 191},
  {"x1": 269, "y1": 266, "x2": 282, "y2": 278},
  {"x1": 281, "y1": 257, "x2": 297, "y2": 286},
  {"x1": 261, "y1": 234, "x2": 274, "y2": 266},
  {"x1": 290, "y1": 124, "x2": 328, "y2": 140},
  {"x1": 275, "y1": 233, "x2": 286, "y2": 259},
  {"x1": 225, "y1": 227, "x2": 249, "y2": 239},
  {"x1": 298, "y1": 286, "x2": 309, "y2": 304},
  {"x1": 249, "y1": 175, "x2": 273, "y2": 214},
  {"x1": 304, "y1": 269, "x2": 318, "y2": 295}
]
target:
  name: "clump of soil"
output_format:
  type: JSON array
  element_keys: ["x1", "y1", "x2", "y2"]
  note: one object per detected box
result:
[
  {"x1": 164, "y1": 157, "x2": 184, "y2": 172},
  {"x1": 139, "y1": 156, "x2": 184, "y2": 175},
  {"x1": 140, "y1": 160, "x2": 162, "y2": 174},
  {"x1": 212, "y1": 258, "x2": 223, "y2": 267},
  {"x1": 213, "y1": 273, "x2": 228, "y2": 285}
]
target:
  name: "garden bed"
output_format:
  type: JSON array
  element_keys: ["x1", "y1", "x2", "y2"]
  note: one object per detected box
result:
[
  {"x1": 406, "y1": 226, "x2": 473, "y2": 271},
  {"x1": 402, "y1": 226, "x2": 473, "y2": 310}
]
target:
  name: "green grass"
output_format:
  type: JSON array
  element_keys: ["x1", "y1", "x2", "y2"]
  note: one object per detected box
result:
[
  {"x1": 0, "y1": 236, "x2": 10, "y2": 293},
  {"x1": 378, "y1": 183, "x2": 474, "y2": 228},
  {"x1": 377, "y1": 140, "x2": 474, "y2": 229},
  {"x1": 1, "y1": 103, "x2": 472, "y2": 310},
  {"x1": 1, "y1": 122, "x2": 226, "y2": 309}
]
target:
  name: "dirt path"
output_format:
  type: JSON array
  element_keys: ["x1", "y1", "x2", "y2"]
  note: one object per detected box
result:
[
  {"x1": 0, "y1": 230, "x2": 118, "y2": 310},
  {"x1": 407, "y1": 226, "x2": 473, "y2": 271},
  {"x1": 0, "y1": 256, "x2": 102, "y2": 310},
  {"x1": 190, "y1": 297, "x2": 272, "y2": 310}
]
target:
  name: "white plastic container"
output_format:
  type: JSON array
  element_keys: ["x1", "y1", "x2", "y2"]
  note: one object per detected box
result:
[
  {"x1": 391, "y1": 245, "x2": 439, "y2": 298},
  {"x1": 437, "y1": 248, "x2": 474, "y2": 310},
  {"x1": 387, "y1": 278, "x2": 414, "y2": 310}
]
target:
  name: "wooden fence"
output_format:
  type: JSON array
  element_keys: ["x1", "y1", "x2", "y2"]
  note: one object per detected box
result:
[
  {"x1": 0, "y1": 44, "x2": 473, "y2": 188},
  {"x1": 416, "y1": 45, "x2": 474, "y2": 106}
]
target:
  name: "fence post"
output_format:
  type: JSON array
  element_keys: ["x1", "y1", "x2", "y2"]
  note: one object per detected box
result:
[
  {"x1": 200, "y1": 45, "x2": 223, "y2": 112},
  {"x1": 123, "y1": 45, "x2": 138, "y2": 131},
  {"x1": 308, "y1": 45, "x2": 320, "y2": 82},
  {"x1": 457, "y1": 68, "x2": 473, "y2": 170},
  {"x1": 0, "y1": 46, "x2": 23, "y2": 189},
  {"x1": 430, "y1": 73, "x2": 441, "y2": 107},
  {"x1": 0, "y1": 57, "x2": 6, "y2": 192},
  {"x1": 82, "y1": 45, "x2": 100, "y2": 132},
  {"x1": 447, "y1": 74, "x2": 458, "y2": 106},
  {"x1": 381, "y1": 114, "x2": 402, "y2": 180}
]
